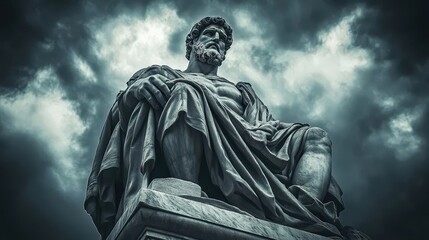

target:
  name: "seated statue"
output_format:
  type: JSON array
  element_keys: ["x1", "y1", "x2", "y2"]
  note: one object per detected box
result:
[{"x1": 85, "y1": 16, "x2": 369, "y2": 239}]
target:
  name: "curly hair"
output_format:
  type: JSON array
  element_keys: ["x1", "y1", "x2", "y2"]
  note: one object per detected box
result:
[{"x1": 185, "y1": 16, "x2": 233, "y2": 60}]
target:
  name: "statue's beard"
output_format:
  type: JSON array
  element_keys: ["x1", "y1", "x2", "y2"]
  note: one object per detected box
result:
[{"x1": 192, "y1": 42, "x2": 225, "y2": 66}]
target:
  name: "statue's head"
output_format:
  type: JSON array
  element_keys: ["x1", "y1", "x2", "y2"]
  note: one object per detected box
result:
[{"x1": 185, "y1": 16, "x2": 233, "y2": 66}]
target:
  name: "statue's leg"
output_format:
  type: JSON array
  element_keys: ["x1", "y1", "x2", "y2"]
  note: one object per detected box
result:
[
  {"x1": 162, "y1": 116, "x2": 204, "y2": 184},
  {"x1": 291, "y1": 127, "x2": 332, "y2": 200}
]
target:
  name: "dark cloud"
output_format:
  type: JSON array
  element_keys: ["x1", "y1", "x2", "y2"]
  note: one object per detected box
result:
[
  {"x1": 334, "y1": 3, "x2": 429, "y2": 237},
  {"x1": 0, "y1": 110, "x2": 98, "y2": 240},
  {"x1": 240, "y1": 0, "x2": 357, "y2": 49},
  {"x1": 165, "y1": 0, "x2": 360, "y2": 54},
  {"x1": 0, "y1": 1, "x2": 115, "y2": 239},
  {"x1": 0, "y1": 0, "x2": 84, "y2": 91},
  {"x1": 353, "y1": 0, "x2": 429, "y2": 75},
  {"x1": 1, "y1": 0, "x2": 428, "y2": 239},
  {"x1": 332, "y1": 71, "x2": 428, "y2": 239}
]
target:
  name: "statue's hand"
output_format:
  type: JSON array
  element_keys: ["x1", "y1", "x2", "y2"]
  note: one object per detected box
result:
[{"x1": 126, "y1": 74, "x2": 171, "y2": 110}]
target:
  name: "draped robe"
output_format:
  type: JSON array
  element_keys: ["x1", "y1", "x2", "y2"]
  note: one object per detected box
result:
[{"x1": 85, "y1": 65, "x2": 348, "y2": 239}]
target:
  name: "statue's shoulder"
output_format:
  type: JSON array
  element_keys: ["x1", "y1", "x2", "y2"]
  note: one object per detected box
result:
[
  {"x1": 236, "y1": 81, "x2": 254, "y2": 93},
  {"x1": 236, "y1": 81, "x2": 261, "y2": 105},
  {"x1": 236, "y1": 81, "x2": 252, "y2": 87},
  {"x1": 126, "y1": 65, "x2": 180, "y2": 86}
]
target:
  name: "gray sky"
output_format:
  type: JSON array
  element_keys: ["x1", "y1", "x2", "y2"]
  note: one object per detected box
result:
[{"x1": 1, "y1": 0, "x2": 428, "y2": 239}]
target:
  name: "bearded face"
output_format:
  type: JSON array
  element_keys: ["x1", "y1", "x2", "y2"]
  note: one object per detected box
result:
[
  {"x1": 191, "y1": 24, "x2": 227, "y2": 66},
  {"x1": 192, "y1": 41, "x2": 225, "y2": 66}
]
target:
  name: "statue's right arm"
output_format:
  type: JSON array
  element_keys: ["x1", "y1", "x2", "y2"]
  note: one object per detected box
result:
[{"x1": 121, "y1": 67, "x2": 172, "y2": 110}]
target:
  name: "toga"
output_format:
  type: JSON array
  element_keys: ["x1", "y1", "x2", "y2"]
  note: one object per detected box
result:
[{"x1": 85, "y1": 65, "x2": 346, "y2": 238}]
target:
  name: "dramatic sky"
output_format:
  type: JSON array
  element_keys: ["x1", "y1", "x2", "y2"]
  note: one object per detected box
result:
[{"x1": 1, "y1": 0, "x2": 428, "y2": 239}]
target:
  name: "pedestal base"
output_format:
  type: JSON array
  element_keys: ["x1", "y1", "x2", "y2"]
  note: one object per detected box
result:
[{"x1": 107, "y1": 188, "x2": 329, "y2": 240}]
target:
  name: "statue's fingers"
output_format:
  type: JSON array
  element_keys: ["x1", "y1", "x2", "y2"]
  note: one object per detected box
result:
[
  {"x1": 146, "y1": 83, "x2": 167, "y2": 107},
  {"x1": 140, "y1": 87, "x2": 160, "y2": 110},
  {"x1": 155, "y1": 74, "x2": 170, "y2": 83},
  {"x1": 149, "y1": 76, "x2": 171, "y2": 98}
]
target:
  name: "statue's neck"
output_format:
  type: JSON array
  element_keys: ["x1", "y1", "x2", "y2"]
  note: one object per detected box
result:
[{"x1": 184, "y1": 54, "x2": 218, "y2": 76}]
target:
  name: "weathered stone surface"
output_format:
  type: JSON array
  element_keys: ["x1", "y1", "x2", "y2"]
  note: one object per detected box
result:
[
  {"x1": 107, "y1": 189, "x2": 330, "y2": 240},
  {"x1": 148, "y1": 178, "x2": 202, "y2": 197}
]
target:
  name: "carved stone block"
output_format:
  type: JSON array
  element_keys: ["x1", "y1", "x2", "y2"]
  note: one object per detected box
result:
[{"x1": 107, "y1": 189, "x2": 329, "y2": 240}]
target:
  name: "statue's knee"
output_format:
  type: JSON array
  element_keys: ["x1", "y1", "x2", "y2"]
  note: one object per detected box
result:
[
  {"x1": 307, "y1": 127, "x2": 330, "y2": 142},
  {"x1": 305, "y1": 127, "x2": 332, "y2": 153}
]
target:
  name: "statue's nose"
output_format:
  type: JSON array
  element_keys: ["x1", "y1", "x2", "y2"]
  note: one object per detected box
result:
[{"x1": 213, "y1": 32, "x2": 220, "y2": 42}]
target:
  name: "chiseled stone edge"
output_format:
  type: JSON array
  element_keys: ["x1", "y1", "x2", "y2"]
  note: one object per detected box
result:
[
  {"x1": 107, "y1": 194, "x2": 140, "y2": 240},
  {"x1": 137, "y1": 189, "x2": 329, "y2": 240},
  {"x1": 107, "y1": 188, "x2": 330, "y2": 240}
]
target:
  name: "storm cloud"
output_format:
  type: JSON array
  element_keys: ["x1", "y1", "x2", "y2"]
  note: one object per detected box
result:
[{"x1": 1, "y1": 1, "x2": 428, "y2": 239}]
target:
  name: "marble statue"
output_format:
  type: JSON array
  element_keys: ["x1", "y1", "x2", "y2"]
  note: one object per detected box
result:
[{"x1": 85, "y1": 16, "x2": 369, "y2": 240}]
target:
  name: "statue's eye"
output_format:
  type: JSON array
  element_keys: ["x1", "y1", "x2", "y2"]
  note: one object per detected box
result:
[{"x1": 204, "y1": 30, "x2": 214, "y2": 36}]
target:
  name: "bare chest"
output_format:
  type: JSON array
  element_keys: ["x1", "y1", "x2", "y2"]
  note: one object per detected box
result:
[{"x1": 183, "y1": 74, "x2": 244, "y2": 114}]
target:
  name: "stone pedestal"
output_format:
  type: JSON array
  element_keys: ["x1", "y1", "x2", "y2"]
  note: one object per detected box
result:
[{"x1": 107, "y1": 179, "x2": 329, "y2": 240}]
